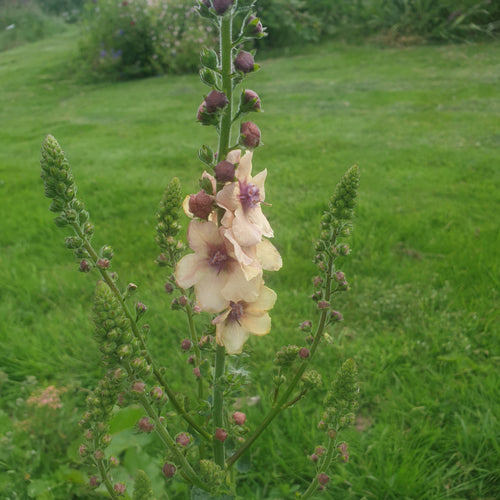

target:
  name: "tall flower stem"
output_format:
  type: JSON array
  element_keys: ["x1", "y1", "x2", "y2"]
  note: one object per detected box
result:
[
  {"x1": 227, "y1": 254, "x2": 337, "y2": 468},
  {"x1": 217, "y1": 14, "x2": 233, "y2": 160},
  {"x1": 71, "y1": 222, "x2": 211, "y2": 442},
  {"x1": 212, "y1": 11, "x2": 234, "y2": 470}
]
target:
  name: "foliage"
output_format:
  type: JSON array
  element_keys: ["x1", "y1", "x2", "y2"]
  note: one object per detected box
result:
[
  {"x1": 1, "y1": 26, "x2": 499, "y2": 498},
  {"x1": 0, "y1": 0, "x2": 68, "y2": 52},
  {"x1": 77, "y1": 0, "x2": 216, "y2": 81}
]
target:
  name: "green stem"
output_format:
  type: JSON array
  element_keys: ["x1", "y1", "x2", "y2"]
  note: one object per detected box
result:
[
  {"x1": 217, "y1": 15, "x2": 233, "y2": 160},
  {"x1": 227, "y1": 254, "x2": 336, "y2": 469},
  {"x1": 301, "y1": 436, "x2": 336, "y2": 500},
  {"x1": 72, "y1": 223, "x2": 211, "y2": 442},
  {"x1": 95, "y1": 457, "x2": 119, "y2": 499},
  {"x1": 213, "y1": 343, "x2": 226, "y2": 468},
  {"x1": 185, "y1": 302, "x2": 204, "y2": 401}
]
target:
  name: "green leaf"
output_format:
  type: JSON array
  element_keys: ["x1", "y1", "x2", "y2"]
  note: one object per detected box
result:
[
  {"x1": 235, "y1": 453, "x2": 251, "y2": 474},
  {"x1": 109, "y1": 406, "x2": 145, "y2": 434}
]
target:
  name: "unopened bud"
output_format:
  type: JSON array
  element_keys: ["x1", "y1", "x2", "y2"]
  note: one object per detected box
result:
[
  {"x1": 215, "y1": 428, "x2": 228, "y2": 442},
  {"x1": 176, "y1": 432, "x2": 190, "y2": 447},
  {"x1": 131, "y1": 381, "x2": 146, "y2": 394},
  {"x1": 79, "y1": 260, "x2": 91, "y2": 273},
  {"x1": 318, "y1": 473, "x2": 330, "y2": 486},
  {"x1": 232, "y1": 411, "x2": 246, "y2": 425},
  {"x1": 242, "y1": 89, "x2": 261, "y2": 112},
  {"x1": 163, "y1": 463, "x2": 176, "y2": 478},
  {"x1": 245, "y1": 15, "x2": 263, "y2": 35},
  {"x1": 215, "y1": 160, "x2": 236, "y2": 182},
  {"x1": 240, "y1": 121, "x2": 261, "y2": 149},
  {"x1": 211, "y1": 0, "x2": 233, "y2": 15},
  {"x1": 96, "y1": 258, "x2": 110, "y2": 269},
  {"x1": 113, "y1": 483, "x2": 126, "y2": 494},
  {"x1": 234, "y1": 51, "x2": 255, "y2": 73},
  {"x1": 150, "y1": 386, "x2": 163, "y2": 400},
  {"x1": 181, "y1": 339, "x2": 192, "y2": 351},
  {"x1": 299, "y1": 347, "x2": 310, "y2": 359},
  {"x1": 205, "y1": 90, "x2": 228, "y2": 112},
  {"x1": 138, "y1": 416, "x2": 154, "y2": 432},
  {"x1": 188, "y1": 190, "x2": 213, "y2": 220}
]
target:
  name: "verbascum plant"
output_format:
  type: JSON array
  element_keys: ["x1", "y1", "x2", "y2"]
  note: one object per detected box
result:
[{"x1": 40, "y1": 1, "x2": 360, "y2": 497}]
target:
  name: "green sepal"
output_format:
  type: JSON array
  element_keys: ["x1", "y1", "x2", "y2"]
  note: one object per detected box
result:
[{"x1": 200, "y1": 47, "x2": 219, "y2": 70}]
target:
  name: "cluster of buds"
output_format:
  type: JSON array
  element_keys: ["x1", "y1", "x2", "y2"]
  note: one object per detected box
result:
[
  {"x1": 155, "y1": 177, "x2": 184, "y2": 270},
  {"x1": 40, "y1": 135, "x2": 97, "y2": 268},
  {"x1": 322, "y1": 358, "x2": 359, "y2": 432}
]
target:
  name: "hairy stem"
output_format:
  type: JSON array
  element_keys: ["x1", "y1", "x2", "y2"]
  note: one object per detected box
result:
[
  {"x1": 227, "y1": 254, "x2": 336, "y2": 468},
  {"x1": 213, "y1": 343, "x2": 226, "y2": 468},
  {"x1": 72, "y1": 222, "x2": 211, "y2": 442}
]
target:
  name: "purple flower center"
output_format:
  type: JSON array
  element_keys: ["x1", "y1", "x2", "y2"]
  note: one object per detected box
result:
[
  {"x1": 208, "y1": 247, "x2": 228, "y2": 273},
  {"x1": 239, "y1": 181, "x2": 260, "y2": 210},
  {"x1": 228, "y1": 301, "x2": 244, "y2": 323}
]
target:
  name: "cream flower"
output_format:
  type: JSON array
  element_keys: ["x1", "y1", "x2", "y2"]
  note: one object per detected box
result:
[
  {"x1": 217, "y1": 150, "x2": 273, "y2": 248},
  {"x1": 212, "y1": 285, "x2": 277, "y2": 355},
  {"x1": 175, "y1": 220, "x2": 261, "y2": 313},
  {"x1": 221, "y1": 219, "x2": 282, "y2": 280}
]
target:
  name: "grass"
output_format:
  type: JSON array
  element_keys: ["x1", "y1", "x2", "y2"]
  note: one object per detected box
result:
[{"x1": 1, "y1": 27, "x2": 499, "y2": 499}]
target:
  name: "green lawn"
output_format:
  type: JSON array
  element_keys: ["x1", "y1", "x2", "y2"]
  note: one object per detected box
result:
[{"x1": 0, "y1": 27, "x2": 499, "y2": 499}]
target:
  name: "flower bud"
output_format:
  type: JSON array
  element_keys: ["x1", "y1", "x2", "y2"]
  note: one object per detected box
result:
[
  {"x1": 200, "y1": 47, "x2": 218, "y2": 70},
  {"x1": 181, "y1": 339, "x2": 192, "y2": 351},
  {"x1": 176, "y1": 432, "x2": 190, "y2": 447},
  {"x1": 215, "y1": 160, "x2": 236, "y2": 182},
  {"x1": 79, "y1": 260, "x2": 91, "y2": 273},
  {"x1": 211, "y1": 0, "x2": 233, "y2": 15},
  {"x1": 113, "y1": 483, "x2": 126, "y2": 494},
  {"x1": 150, "y1": 386, "x2": 163, "y2": 400},
  {"x1": 163, "y1": 462, "x2": 176, "y2": 478},
  {"x1": 189, "y1": 190, "x2": 213, "y2": 220},
  {"x1": 232, "y1": 411, "x2": 246, "y2": 425},
  {"x1": 299, "y1": 347, "x2": 310, "y2": 359},
  {"x1": 244, "y1": 15, "x2": 263, "y2": 36},
  {"x1": 330, "y1": 310, "x2": 343, "y2": 322},
  {"x1": 240, "y1": 121, "x2": 261, "y2": 149},
  {"x1": 96, "y1": 258, "x2": 110, "y2": 269},
  {"x1": 101, "y1": 245, "x2": 113, "y2": 259},
  {"x1": 215, "y1": 428, "x2": 228, "y2": 442},
  {"x1": 136, "y1": 302, "x2": 147, "y2": 315},
  {"x1": 241, "y1": 89, "x2": 261, "y2": 113},
  {"x1": 131, "y1": 381, "x2": 146, "y2": 394},
  {"x1": 138, "y1": 416, "x2": 154, "y2": 432},
  {"x1": 318, "y1": 473, "x2": 330, "y2": 486},
  {"x1": 205, "y1": 90, "x2": 228, "y2": 112},
  {"x1": 234, "y1": 51, "x2": 255, "y2": 73}
]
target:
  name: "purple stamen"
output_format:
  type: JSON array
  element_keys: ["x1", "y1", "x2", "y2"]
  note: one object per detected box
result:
[
  {"x1": 208, "y1": 248, "x2": 228, "y2": 273},
  {"x1": 228, "y1": 301, "x2": 244, "y2": 323},
  {"x1": 239, "y1": 181, "x2": 260, "y2": 210}
]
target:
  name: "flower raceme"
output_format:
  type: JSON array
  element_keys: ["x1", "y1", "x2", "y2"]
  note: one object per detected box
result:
[{"x1": 175, "y1": 149, "x2": 281, "y2": 352}]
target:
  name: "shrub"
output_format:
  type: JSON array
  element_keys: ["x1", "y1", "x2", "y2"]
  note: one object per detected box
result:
[
  {"x1": 0, "y1": 0, "x2": 67, "y2": 52},
  {"x1": 78, "y1": 0, "x2": 215, "y2": 81}
]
